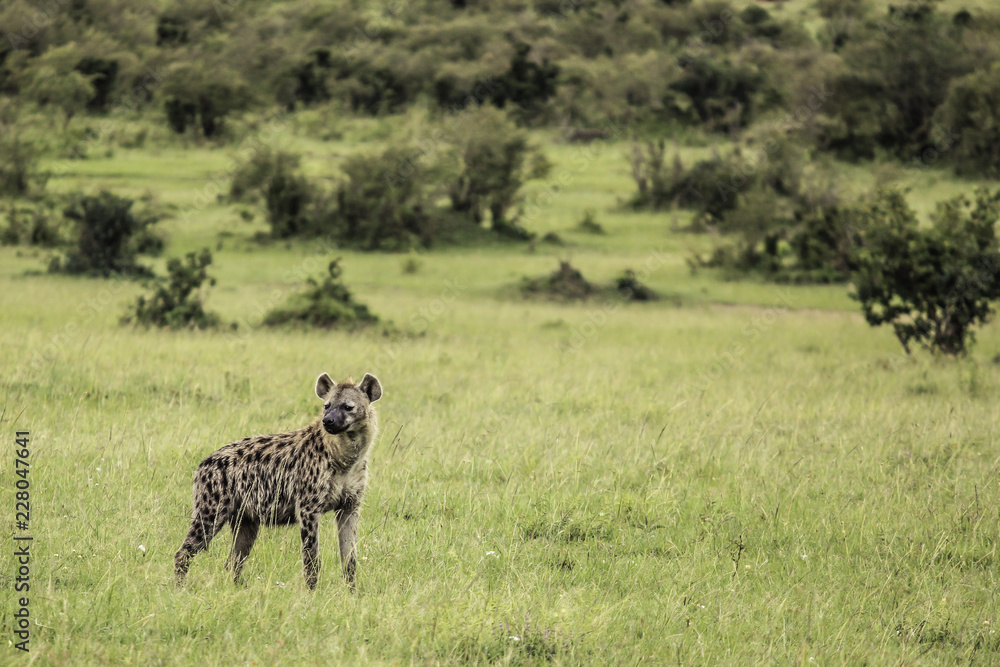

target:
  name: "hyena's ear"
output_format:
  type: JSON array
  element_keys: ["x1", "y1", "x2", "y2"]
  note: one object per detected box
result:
[
  {"x1": 315, "y1": 373, "x2": 336, "y2": 399},
  {"x1": 359, "y1": 373, "x2": 382, "y2": 402}
]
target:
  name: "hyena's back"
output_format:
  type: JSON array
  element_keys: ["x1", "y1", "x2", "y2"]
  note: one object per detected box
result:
[{"x1": 192, "y1": 430, "x2": 315, "y2": 526}]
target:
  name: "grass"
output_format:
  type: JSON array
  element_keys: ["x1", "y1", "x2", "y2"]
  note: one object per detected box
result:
[{"x1": 2, "y1": 110, "x2": 1000, "y2": 664}]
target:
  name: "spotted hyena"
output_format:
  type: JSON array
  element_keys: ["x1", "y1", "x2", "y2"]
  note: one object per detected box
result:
[{"x1": 174, "y1": 372, "x2": 382, "y2": 589}]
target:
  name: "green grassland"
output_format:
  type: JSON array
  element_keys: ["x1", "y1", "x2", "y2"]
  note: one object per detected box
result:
[{"x1": 3, "y1": 111, "x2": 1000, "y2": 665}]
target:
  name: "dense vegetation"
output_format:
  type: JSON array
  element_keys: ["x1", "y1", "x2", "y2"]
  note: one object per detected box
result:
[{"x1": 3, "y1": 0, "x2": 999, "y2": 160}]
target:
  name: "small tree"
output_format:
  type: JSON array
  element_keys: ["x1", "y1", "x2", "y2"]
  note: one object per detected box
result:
[
  {"x1": 0, "y1": 129, "x2": 46, "y2": 196},
  {"x1": 124, "y1": 249, "x2": 221, "y2": 329},
  {"x1": 23, "y1": 66, "x2": 94, "y2": 129},
  {"x1": 161, "y1": 61, "x2": 252, "y2": 137},
  {"x1": 445, "y1": 106, "x2": 537, "y2": 235},
  {"x1": 851, "y1": 188, "x2": 1000, "y2": 355},
  {"x1": 332, "y1": 147, "x2": 433, "y2": 250},
  {"x1": 54, "y1": 191, "x2": 156, "y2": 277}
]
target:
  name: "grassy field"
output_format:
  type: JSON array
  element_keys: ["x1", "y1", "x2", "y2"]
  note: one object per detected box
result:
[{"x1": 3, "y1": 116, "x2": 1000, "y2": 665}]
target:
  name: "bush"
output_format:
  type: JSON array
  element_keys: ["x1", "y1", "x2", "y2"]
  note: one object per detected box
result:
[
  {"x1": 74, "y1": 56, "x2": 118, "y2": 112},
  {"x1": 814, "y1": 0, "x2": 868, "y2": 19},
  {"x1": 263, "y1": 259, "x2": 379, "y2": 329},
  {"x1": 1, "y1": 201, "x2": 65, "y2": 247},
  {"x1": 615, "y1": 269, "x2": 658, "y2": 301},
  {"x1": 53, "y1": 191, "x2": 157, "y2": 277},
  {"x1": 229, "y1": 149, "x2": 315, "y2": 238},
  {"x1": 229, "y1": 149, "x2": 301, "y2": 202},
  {"x1": 851, "y1": 188, "x2": 1000, "y2": 355},
  {"x1": 123, "y1": 248, "x2": 221, "y2": 329},
  {"x1": 784, "y1": 202, "x2": 859, "y2": 283},
  {"x1": 265, "y1": 169, "x2": 314, "y2": 240},
  {"x1": 690, "y1": 163, "x2": 862, "y2": 284},
  {"x1": 491, "y1": 43, "x2": 559, "y2": 123},
  {"x1": 332, "y1": 147, "x2": 435, "y2": 250},
  {"x1": 667, "y1": 55, "x2": 771, "y2": 132},
  {"x1": 289, "y1": 48, "x2": 333, "y2": 107},
  {"x1": 521, "y1": 261, "x2": 598, "y2": 301},
  {"x1": 575, "y1": 210, "x2": 605, "y2": 234},
  {"x1": 628, "y1": 142, "x2": 755, "y2": 219}
]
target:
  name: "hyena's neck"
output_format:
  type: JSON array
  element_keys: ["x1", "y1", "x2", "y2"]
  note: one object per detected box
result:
[{"x1": 306, "y1": 414, "x2": 377, "y2": 464}]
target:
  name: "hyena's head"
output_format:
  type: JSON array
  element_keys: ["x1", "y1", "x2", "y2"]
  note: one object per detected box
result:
[{"x1": 315, "y1": 373, "x2": 382, "y2": 435}]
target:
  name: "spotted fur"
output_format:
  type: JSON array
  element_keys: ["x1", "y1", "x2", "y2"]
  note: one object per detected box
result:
[{"x1": 174, "y1": 372, "x2": 382, "y2": 589}]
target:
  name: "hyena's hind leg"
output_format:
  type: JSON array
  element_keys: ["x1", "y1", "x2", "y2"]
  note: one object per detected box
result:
[
  {"x1": 174, "y1": 467, "x2": 230, "y2": 585},
  {"x1": 225, "y1": 514, "x2": 259, "y2": 584}
]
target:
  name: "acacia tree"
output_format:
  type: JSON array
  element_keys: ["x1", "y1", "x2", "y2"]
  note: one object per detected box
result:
[{"x1": 851, "y1": 188, "x2": 1000, "y2": 355}]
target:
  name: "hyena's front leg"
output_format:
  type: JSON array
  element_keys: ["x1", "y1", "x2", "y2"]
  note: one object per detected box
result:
[
  {"x1": 336, "y1": 500, "x2": 361, "y2": 589},
  {"x1": 299, "y1": 510, "x2": 321, "y2": 589}
]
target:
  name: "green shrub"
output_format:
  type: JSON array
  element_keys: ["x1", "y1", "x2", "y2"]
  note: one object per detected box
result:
[
  {"x1": 53, "y1": 191, "x2": 158, "y2": 277},
  {"x1": 228, "y1": 149, "x2": 316, "y2": 238},
  {"x1": 263, "y1": 259, "x2": 379, "y2": 329},
  {"x1": 521, "y1": 261, "x2": 598, "y2": 301},
  {"x1": 628, "y1": 141, "x2": 753, "y2": 218},
  {"x1": 491, "y1": 43, "x2": 559, "y2": 123},
  {"x1": 74, "y1": 57, "x2": 118, "y2": 112},
  {"x1": 123, "y1": 248, "x2": 221, "y2": 330},
  {"x1": 1, "y1": 201, "x2": 65, "y2": 247},
  {"x1": 229, "y1": 149, "x2": 302, "y2": 202},
  {"x1": 851, "y1": 189, "x2": 1000, "y2": 355},
  {"x1": 815, "y1": 0, "x2": 868, "y2": 19},
  {"x1": 615, "y1": 269, "x2": 658, "y2": 301},
  {"x1": 265, "y1": 169, "x2": 314, "y2": 239},
  {"x1": 575, "y1": 210, "x2": 605, "y2": 235},
  {"x1": 667, "y1": 55, "x2": 772, "y2": 131},
  {"x1": 689, "y1": 163, "x2": 861, "y2": 284},
  {"x1": 331, "y1": 147, "x2": 435, "y2": 250},
  {"x1": 290, "y1": 48, "x2": 333, "y2": 107}
]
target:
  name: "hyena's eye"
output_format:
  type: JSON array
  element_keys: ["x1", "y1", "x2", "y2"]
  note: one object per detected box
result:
[{"x1": 324, "y1": 403, "x2": 330, "y2": 410}]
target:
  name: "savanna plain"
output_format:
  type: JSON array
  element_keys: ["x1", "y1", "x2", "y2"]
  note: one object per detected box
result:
[
  {"x1": 3, "y1": 131, "x2": 1000, "y2": 665},
  {"x1": 3, "y1": 0, "x2": 1000, "y2": 664}
]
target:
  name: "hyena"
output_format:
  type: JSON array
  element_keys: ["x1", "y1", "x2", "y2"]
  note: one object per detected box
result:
[{"x1": 174, "y1": 372, "x2": 382, "y2": 590}]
